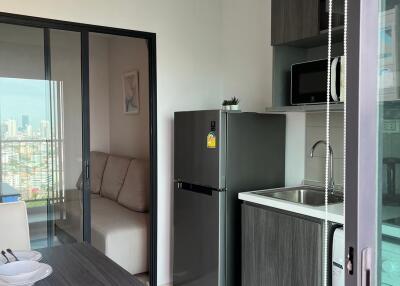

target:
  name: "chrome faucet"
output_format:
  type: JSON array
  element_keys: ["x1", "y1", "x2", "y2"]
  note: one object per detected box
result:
[{"x1": 310, "y1": 140, "x2": 335, "y2": 193}]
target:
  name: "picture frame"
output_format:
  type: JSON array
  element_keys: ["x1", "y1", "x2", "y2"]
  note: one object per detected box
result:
[{"x1": 122, "y1": 70, "x2": 140, "y2": 114}]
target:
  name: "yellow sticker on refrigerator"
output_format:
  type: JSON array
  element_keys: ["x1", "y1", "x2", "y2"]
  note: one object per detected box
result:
[{"x1": 207, "y1": 131, "x2": 217, "y2": 149}]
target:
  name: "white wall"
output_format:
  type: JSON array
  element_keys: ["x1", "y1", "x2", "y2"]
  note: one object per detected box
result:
[
  {"x1": 108, "y1": 36, "x2": 149, "y2": 159},
  {"x1": 0, "y1": 2, "x2": 223, "y2": 284},
  {"x1": 89, "y1": 35, "x2": 149, "y2": 160},
  {"x1": 221, "y1": 0, "x2": 273, "y2": 111},
  {"x1": 50, "y1": 30, "x2": 83, "y2": 190},
  {"x1": 89, "y1": 34, "x2": 110, "y2": 153},
  {"x1": 0, "y1": 1, "x2": 276, "y2": 284},
  {"x1": 0, "y1": 24, "x2": 44, "y2": 79}
]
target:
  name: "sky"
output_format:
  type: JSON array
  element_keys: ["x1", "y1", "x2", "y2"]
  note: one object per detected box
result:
[{"x1": 0, "y1": 77, "x2": 50, "y2": 129}]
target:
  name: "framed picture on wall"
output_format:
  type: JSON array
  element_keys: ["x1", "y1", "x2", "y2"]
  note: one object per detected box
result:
[{"x1": 122, "y1": 70, "x2": 140, "y2": 114}]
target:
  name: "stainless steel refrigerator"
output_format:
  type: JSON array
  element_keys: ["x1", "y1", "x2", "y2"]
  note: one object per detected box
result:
[{"x1": 173, "y1": 110, "x2": 286, "y2": 286}]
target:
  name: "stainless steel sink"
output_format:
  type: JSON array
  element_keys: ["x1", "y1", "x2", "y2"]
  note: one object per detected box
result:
[{"x1": 254, "y1": 186, "x2": 343, "y2": 206}]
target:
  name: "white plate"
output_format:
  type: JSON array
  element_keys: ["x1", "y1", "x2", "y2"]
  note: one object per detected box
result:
[
  {"x1": 0, "y1": 251, "x2": 42, "y2": 264},
  {"x1": 0, "y1": 263, "x2": 52, "y2": 286},
  {"x1": 0, "y1": 261, "x2": 42, "y2": 284}
]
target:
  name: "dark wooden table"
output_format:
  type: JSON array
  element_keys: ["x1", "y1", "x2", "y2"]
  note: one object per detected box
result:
[{"x1": 36, "y1": 243, "x2": 143, "y2": 286}]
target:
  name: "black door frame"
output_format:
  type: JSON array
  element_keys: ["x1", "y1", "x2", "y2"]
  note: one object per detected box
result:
[{"x1": 0, "y1": 12, "x2": 158, "y2": 285}]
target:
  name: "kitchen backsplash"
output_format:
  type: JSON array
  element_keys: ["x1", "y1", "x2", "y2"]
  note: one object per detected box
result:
[{"x1": 304, "y1": 112, "x2": 344, "y2": 188}]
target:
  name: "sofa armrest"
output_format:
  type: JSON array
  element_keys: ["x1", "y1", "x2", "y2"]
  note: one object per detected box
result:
[
  {"x1": 64, "y1": 188, "x2": 82, "y2": 203},
  {"x1": 56, "y1": 188, "x2": 83, "y2": 242},
  {"x1": 63, "y1": 189, "x2": 83, "y2": 219}
]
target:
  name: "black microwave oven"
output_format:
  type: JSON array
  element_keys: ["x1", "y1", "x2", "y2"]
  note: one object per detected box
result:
[{"x1": 291, "y1": 57, "x2": 344, "y2": 105}]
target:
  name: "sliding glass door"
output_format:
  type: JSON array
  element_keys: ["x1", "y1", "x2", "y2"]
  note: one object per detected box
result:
[
  {"x1": 346, "y1": 0, "x2": 400, "y2": 285},
  {"x1": 48, "y1": 29, "x2": 85, "y2": 246},
  {"x1": 0, "y1": 23, "x2": 48, "y2": 248},
  {"x1": 0, "y1": 23, "x2": 87, "y2": 248},
  {"x1": 375, "y1": 1, "x2": 400, "y2": 285}
]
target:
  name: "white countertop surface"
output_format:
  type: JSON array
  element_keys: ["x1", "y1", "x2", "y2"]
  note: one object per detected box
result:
[
  {"x1": 238, "y1": 188, "x2": 344, "y2": 224},
  {"x1": 239, "y1": 187, "x2": 400, "y2": 239}
]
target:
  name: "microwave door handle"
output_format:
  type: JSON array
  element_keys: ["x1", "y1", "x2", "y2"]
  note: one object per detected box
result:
[{"x1": 330, "y1": 57, "x2": 339, "y2": 102}]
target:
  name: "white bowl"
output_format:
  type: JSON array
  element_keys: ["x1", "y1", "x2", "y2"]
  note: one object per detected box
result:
[
  {"x1": 0, "y1": 261, "x2": 41, "y2": 284},
  {"x1": 0, "y1": 250, "x2": 42, "y2": 264}
]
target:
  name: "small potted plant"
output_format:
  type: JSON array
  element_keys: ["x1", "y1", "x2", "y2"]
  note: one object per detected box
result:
[
  {"x1": 222, "y1": 100, "x2": 231, "y2": 111},
  {"x1": 221, "y1": 97, "x2": 240, "y2": 111},
  {"x1": 229, "y1": 97, "x2": 240, "y2": 111}
]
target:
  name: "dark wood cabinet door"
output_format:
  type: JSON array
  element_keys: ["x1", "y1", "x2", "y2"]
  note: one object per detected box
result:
[
  {"x1": 290, "y1": 214, "x2": 322, "y2": 285},
  {"x1": 271, "y1": 0, "x2": 320, "y2": 45},
  {"x1": 242, "y1": 204, "x2": 322, "y2": 286},
  {"x1": 277, "y1": 212, "x2": 295, "y2": 286},
  {"x1": 242, "y1": 204, "x2": 280, "y2": 286}
]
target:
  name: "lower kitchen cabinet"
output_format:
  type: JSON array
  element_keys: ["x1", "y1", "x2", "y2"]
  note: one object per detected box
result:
[{"x1": 242, "y1": 203, "x2": 322, "y2": 286}]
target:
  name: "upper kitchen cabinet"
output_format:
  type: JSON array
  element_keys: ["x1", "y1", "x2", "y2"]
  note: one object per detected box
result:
[
  {"x1": 271, "y1": 0, "x2": 344, "y2": 47},
  {"x1": 271, "y1": 0, "x2": 319, "y2": 45}
]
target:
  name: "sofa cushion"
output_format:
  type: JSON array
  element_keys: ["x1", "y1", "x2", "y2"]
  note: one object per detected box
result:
[
  {"x1": 57, "y1": 192, "x2": 101, "y2": 232},
  {"x1": 90, "y1": 197, "x2": 148, "y2": 274},
  {"x1": 57, "y1": 195, "x2": 149, "y2": 274},
  {"x1": 117, "y1": 159, "x2": 149, "y2": 212},
  {"x1": 90, "y1": 151, "x2": 109, "y2": 194},
  {"x1": 101, "y1": 155, "x2": 131, "y2": 200}
]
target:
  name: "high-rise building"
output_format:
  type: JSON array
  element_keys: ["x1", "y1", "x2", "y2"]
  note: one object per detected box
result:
[
  {"x1": 21, "y1": 115, "x2": 29, "y2": 131},
  {"x1": 40, "y1": 120, "x2": 50, "y2": 138},
  {"x1": 26, "y1": 125, "x2": 33, "y2": 137},
  {"x1": 0, "y1": 122, "x2": 7, "y2": 139},
  {"x1": 6, "y1": 119, "x2": 17, "y2": 138}
]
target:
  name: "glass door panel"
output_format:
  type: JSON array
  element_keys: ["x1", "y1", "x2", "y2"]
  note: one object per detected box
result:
[
  {"x1": 49, "y1": 29, "x2": 84, "y2": 245},
  {"x1": 378, "y1": 2, "x2": 400, "y2": 285},
  {"x1": 0, "y1": 23, "x2": 85, "y2": 248},
  {"x1": 0, "y1": 23, "x2": 49, "y2": 248}
]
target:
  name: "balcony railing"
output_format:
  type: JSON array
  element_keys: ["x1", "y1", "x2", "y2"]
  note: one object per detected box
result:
[{"x1": 0, "y1": 139, "x2": 63, "y2": 204}]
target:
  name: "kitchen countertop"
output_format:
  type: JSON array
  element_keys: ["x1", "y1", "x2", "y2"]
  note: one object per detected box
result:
[
  {"x1": 239, "y1": 188, "x2": 400, "y2": 238},
  {"x1": 238, "y1": 188, "x2": 344, "y2": 224}
]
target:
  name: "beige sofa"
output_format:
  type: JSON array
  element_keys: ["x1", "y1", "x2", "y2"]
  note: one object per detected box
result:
[{"x1": 57, "y1": 151, "x2": 149, "y2": 275}]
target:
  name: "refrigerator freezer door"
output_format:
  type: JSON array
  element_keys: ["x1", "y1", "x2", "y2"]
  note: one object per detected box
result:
[
  {"x1": 224, "y1": 112, "x2": 286, "y2": 286},
  {"x1": 174, "y1": 110, "x2": 226, "y2": 190},
  {"x1": 173, "y1": 184, "x2": 225, "y2": 286}
]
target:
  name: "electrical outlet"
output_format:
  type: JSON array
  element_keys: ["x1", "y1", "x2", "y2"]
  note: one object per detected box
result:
[{"x1": 384, "y1": 119, "x2": 400, "y2": 133}]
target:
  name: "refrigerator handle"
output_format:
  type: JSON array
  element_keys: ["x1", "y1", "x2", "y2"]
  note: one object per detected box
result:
[
  {"x1": 175, "y1": 181, "x2": 216, "y2": 196},
  {"x1": 174, "y1": 179, "x2": 182, "y2": 189}
]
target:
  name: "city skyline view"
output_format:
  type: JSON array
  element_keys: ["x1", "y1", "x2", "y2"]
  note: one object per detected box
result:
[
  {"x1": 1, "y1": 117, "x2": 51, "y2": 140},
  {"x1": 0, "y1": 77, "x2": 51, "y2": 136},
  {"x1": 0, "y1": 76, "x2": 60, "y2": 203}
]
